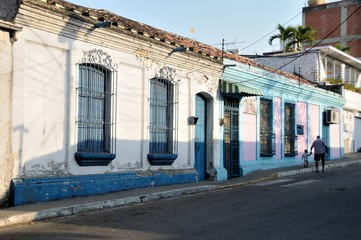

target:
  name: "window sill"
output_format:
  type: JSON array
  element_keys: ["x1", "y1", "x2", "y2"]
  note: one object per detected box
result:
[
  {"x1": 260, "y1": 153, "x2": 274, "y2": 157},
  {"x1": 285, "y1": 153, "x2": 298, "y2": 157},
  {"x1": 75, "y1": 152, "x2": 116, "y2": 166},
  {"x1": 147, "y1": 154, "x2": 178, "y2": 166}
]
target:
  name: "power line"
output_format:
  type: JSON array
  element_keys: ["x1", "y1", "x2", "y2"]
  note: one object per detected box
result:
[
  {"x1": 230, "y1": 5, "x2": 361, "y2": 85},
  {"x1": 240, "y1": 11, "x2": 302, "y2": 53},
  {"x1": 277, "y1": 5, "x2": 361, "y2": 71},
  {"x1": 240, "y1": 0, "x2": 325, "y2": 53}
]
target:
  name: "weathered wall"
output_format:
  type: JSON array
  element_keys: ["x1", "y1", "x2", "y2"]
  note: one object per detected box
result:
[
  {"x1": 11, "y1": 3, "x2": 223, "y2": 179},
  {"x1": 252, "y1": 52, "x2": 320, "y2": 82},
  {"x1": 9, "y1": 5, "x2": 223, "y2": 204},
  {"x1": 0, "y1": 29, "x2": 13, "y2": 207},
  {"x1": 241, "y1": 102, "x2": 257, "y2": 162}
]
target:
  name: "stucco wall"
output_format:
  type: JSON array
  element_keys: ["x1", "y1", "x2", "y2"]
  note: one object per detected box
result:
[
  {"x1": 241, "y1": 113, "x2": 257, "y2": 161},
  {"x1": 12, "y1": 26, "x2": 223, "y2": 178},
  {"x1": 310, "y1": 104, "x2": 320, "y2": 143},
  {"x1": 297, "y1": 101, "x2": 308, "y2": 158},
  {"x1": 0, "y1": 30, "x2": 13, "y2": 207},
  {"x1": 252, "y1": 52, "x2": 320, "y2": 82},
  {"x1": 330, "y1": 121, "x2": 341, "y2": 158},
  {"x1": 344, "y1": 90, "x2": 361, "y2": 152},
  {"x1": 275, "y1": 96, "x2": 282, "y2": 160}
]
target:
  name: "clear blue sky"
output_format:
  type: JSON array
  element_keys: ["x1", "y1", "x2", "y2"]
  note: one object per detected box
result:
[{"x1": 67, "y1": 0, "x2": 319, "y2": 55}]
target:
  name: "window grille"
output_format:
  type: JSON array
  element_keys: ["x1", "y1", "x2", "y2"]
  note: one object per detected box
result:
[
  {"x1": 260, "y1": 98, "x2": 275, "y2": 156},
  {"x1": 284, "y1": 103, "x2": 298, "y2": 156},
  {"x1": 148, "y1": 77, "x2": 179, "y2": 165},
  {"x1": 75, "y1": 49, "x2": 117, "y2": 166}
]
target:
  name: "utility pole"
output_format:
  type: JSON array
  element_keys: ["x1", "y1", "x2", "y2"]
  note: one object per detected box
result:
[
  {"x1": 216, "y1": 38, "x2": 244, "y2": 62},
  {"x1": 221, "y1": 38, "x2": 225, "y2": 62}
]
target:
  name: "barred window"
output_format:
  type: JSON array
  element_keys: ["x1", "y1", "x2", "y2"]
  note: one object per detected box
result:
[
  {"x1": 260, "y1": 98, "x2": 275, "y2": 156},
  {"x1": 148, "y1": 77, "x2": 178, "y2": 165},
  {"x1": 75, "y1": 50, "x2": 117, "y2": 166},
  {"x1": 284, "y1": 103, "x2": 298, "y2": 156}
]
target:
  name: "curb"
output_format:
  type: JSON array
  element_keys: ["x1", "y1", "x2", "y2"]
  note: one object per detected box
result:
[
  {"x1": 214, "y1": 176, "x2": 276, "y2": 190},
  {"x1": 275, "y1": 160, "x2": 361, "y2": 178},
  {"x1": 1, "y1": 160, "x2": 359, "y2": 228},
  {"x1": 0, "y1": 185, "x2": 215, "y2": 228}
]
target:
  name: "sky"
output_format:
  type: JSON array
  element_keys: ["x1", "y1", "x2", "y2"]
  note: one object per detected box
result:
[{"x1": 67, "y1": 0, "x2": 317, "y2": 55}]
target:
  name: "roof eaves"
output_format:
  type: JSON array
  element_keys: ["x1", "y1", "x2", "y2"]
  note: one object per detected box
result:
[{"x1": 25, "y1": 0, "x2": 311, "y2": 84}]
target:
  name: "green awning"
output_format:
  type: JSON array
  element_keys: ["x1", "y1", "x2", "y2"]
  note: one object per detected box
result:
[{"x1": 221, "y1": 81, "x2": 263, "y2": 96}]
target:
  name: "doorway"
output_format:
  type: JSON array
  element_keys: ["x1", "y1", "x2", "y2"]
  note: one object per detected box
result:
[
  {"x1": 224, "y1": 97, "x2": 240, "y2": 178},
  {"x1": 195, "y1": 95, "x2": 207, "y2": 180}
]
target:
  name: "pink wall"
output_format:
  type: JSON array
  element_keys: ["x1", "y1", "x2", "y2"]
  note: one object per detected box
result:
[
  {"x1": 310, "y1": 104, "x2": 320, "y2": 142},
  {"x1": 297, "y1": 102, "x2": 307, "y2": 158},
  {"x1": 275, "y1": 97, "x2": 282, "y2": 160},
  {"x1": 242, "y1": 113, "x2": 257, "y2": 161}
]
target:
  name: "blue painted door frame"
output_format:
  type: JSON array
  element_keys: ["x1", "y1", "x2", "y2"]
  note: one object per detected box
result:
[{"x1": 195, "y1": 95, "x2": 206, "y2": 180}]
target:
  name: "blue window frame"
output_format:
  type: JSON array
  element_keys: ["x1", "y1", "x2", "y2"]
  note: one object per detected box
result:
[
  {"x1": 75, "y1": 49, "x2": 117, "y2": 166},
  {"x1": 148, "y1": 77, "x2": 178, "y2": 165}
]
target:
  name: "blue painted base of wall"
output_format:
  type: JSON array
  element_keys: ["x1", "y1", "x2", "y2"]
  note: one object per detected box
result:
[
  {"x1": 11, "y1": 170, "x2": 198, "y2": 206},
  {"x1": 240, "y1": 159, "x2": 302, "y2": 176},
  {"x1": 240, "y1": 157, "x2": 343, "y2": 176}
]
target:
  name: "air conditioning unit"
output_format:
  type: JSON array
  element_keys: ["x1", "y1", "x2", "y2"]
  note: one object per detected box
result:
[{"x1": 325, "y1": 109, "x2": 339, "y2": 124}]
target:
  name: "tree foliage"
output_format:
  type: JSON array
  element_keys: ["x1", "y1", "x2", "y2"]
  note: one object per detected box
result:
[
  {"x1": 269, "y1": 24, "x2": 317, "y2": 52},
  {"x1": 335, "y1": 43, "x2": 352, "y2": 54}
]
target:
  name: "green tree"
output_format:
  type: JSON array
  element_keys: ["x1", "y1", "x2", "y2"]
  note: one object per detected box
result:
[
  {"x1": 268, "y1": 24, "x2": 295, "y2": 52},
  {"x1": 335, "y1": 43, "x2": 352, "y2": 54},
  {"x1": 269, "y1": 24, "x2": 317, "y2": 52},
  {"x1": 288, "y1": 25, "x2": 317, "y2": 52}
]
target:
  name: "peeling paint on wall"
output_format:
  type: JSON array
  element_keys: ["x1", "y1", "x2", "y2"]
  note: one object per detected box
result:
[{"x1": 0, "y1": 30, "x2": 14, "y2": 207}]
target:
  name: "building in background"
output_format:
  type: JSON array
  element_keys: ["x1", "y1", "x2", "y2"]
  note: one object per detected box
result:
[
  {"x1": 250, "y1": 46, "x2": 361, "y2": 153},
  {"x1": 303, "y1": 0, "x2": 361, "y2": 60}
]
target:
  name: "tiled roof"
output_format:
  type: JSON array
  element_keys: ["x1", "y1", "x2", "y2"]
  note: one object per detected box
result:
[{"x1": 24, "y1": 0, "x2": 312, "y2": 85}]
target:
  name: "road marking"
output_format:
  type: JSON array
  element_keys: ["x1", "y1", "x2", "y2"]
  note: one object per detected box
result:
[
  {"x1": 253, "y1": 179, "x2": 294, "y2": 186},
  {"x1": 282, "y1": 179, "x2": 322, "y2": 187}
]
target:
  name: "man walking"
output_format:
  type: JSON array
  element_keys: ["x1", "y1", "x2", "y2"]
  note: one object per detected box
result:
[{"x1": 310, "y1": 136, "x2": 328, "y2": 173}]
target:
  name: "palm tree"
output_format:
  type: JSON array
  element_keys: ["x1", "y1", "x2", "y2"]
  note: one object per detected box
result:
[
  {"x1": 287, "y1": 25, "x2": 317, "y2": 52},
  {"x1": 268, "y1": 24, "x2": 295, "y2": 52},
  {"x1": 269, "y1": 24, "x2": 317, "y2": 52}
]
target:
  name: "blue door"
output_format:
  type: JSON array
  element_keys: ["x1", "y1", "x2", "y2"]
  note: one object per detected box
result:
[{"x1": 195, "y1": 95, "x2": 206, "y2": 180}]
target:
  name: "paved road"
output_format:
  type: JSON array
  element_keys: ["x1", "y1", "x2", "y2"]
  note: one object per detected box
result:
[{"x1": 1, "y1": 165, "x2": 361, "y2": 240}]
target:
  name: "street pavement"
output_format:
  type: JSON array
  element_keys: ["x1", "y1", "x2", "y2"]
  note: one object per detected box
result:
[{"x1": 1, "y1": 153, "x2": 360, "y2": 228}]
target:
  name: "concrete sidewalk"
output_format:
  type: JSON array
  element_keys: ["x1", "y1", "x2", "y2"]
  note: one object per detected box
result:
[{"x1": 1, "y1": 153, "x2": 360, "y2": 228}]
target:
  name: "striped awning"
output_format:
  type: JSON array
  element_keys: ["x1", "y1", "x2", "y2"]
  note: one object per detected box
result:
[{"x1": 221, "y1": 81, "x2": 263, "y2": 96}]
